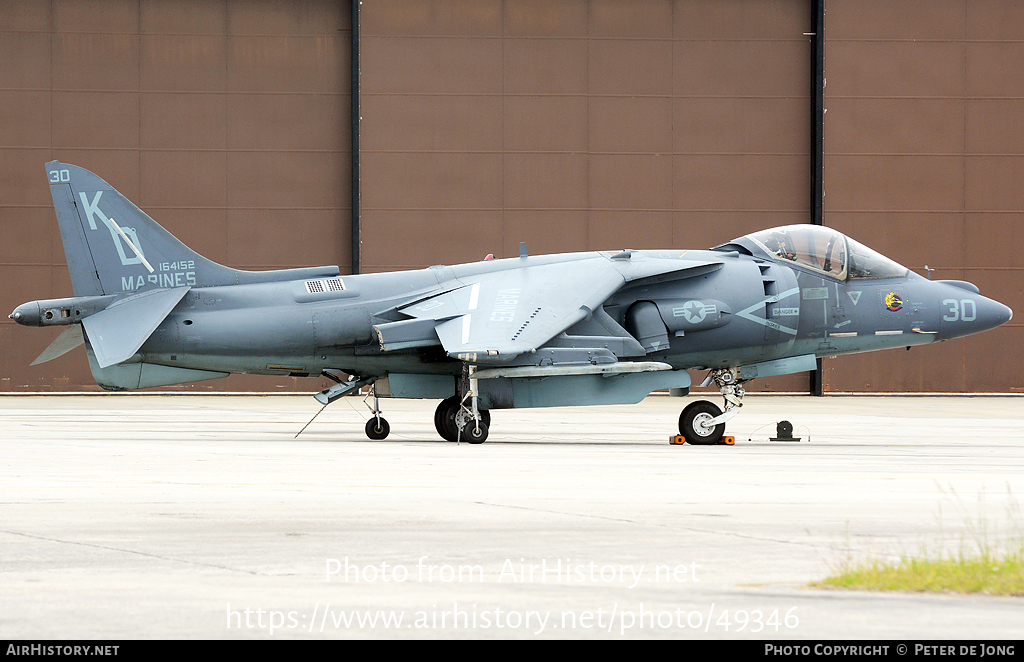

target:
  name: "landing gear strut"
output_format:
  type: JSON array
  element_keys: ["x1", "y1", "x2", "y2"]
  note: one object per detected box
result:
[
  {"x1": 678, "y1": 367, "x2": 745, "y2": 445},
  {"x1": 363, "y1": 381, "x2": 390, "y2": 440},
  {"x1": 433, "y1": 368, "x2": 491, "y2": 443},
  {"x1": 303, "y1": 371, "x2": 391, "y2": 440},
  {"x1": 433, "y1": 397, "x2": 491, "y2": 443}
]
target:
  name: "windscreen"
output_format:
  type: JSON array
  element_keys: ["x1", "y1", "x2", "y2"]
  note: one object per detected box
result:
[
  {"x1": 745, "y1": 226, "x2": 907, "y2": 280},
  {"x1": 845, "y1": 237, "x2": 908, "y2": 279},
  {"x1": 746, "y1": 226, "x2": 847, "y2": 278}
]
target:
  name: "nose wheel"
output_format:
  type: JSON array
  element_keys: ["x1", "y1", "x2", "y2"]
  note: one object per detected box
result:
[
  {"x1": 678, "y1": 400, "x2": 726, "y2": 445},
  {"x1": 678, "y1": 367, "x2": 745, "y2": 445}
]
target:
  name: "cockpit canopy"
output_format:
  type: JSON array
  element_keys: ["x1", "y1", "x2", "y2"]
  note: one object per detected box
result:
[{"x1": 727, "y1": 225, "x2": 908, "y2": 280}]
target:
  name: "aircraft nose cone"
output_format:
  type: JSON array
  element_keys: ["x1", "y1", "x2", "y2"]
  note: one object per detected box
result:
[
  {"x1": 974, "y1": 296, "x2": 1013, "y2": 332},
  {"x1": 931, "y1": 282, "x2": 1012, "y2": 341},
  {"x1": 992, "y1": 301, "x2": 1013, "y2": 327},
  {"x1": 949, "y1": 294, "x2": 1012, "y2": 338}
]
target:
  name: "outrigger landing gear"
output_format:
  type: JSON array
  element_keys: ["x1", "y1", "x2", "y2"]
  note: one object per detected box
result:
[
  {"x1": 678, "y1": 367, "x2": 745, "y2": 445},
  {"x1": 312, "y1": 372, "x2": 391, "y2": 440},
  {"x1": 433, "y1": 367, "x2": 491, "y2": 443},
  {"x1": 363, "y1": 382, "x2": 390, "y2": 440}
]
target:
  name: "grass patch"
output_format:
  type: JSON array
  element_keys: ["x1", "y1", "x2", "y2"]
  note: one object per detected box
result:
[
  {"x1": 816, "y1": 486, "x2": 1024, "y2": 596},
  {"x1": 816, "y1": 548, "x2": 1024, "y2": 596}
]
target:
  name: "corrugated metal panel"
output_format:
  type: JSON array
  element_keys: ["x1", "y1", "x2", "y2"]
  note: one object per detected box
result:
[
  {"x1": 5, "y1": 0, "x2": 1022, "y2": 394},
  {"x1": 359, "y1": 0, "x2": 813, "y2": 392},
  {"x1": 0, "y1": 0, "x2": 351, "y2": 391},
  {"x1": 825, "y1": 0, "x2": 1024, "y2": 392}
]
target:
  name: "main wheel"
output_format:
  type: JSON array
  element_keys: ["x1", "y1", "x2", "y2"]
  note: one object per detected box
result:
[
  {"x1": 365, "y1": 416, "x2": 390, "y2": 440},
  {"x1": 678, "y1": 400, "x2": 725, "y2": 445},
  {"x1": 434, "y1": 397, "x2": 490, "y2": 442},
  {"x1": 434, "y1": 396, "x2": 460, "y2": 441}
]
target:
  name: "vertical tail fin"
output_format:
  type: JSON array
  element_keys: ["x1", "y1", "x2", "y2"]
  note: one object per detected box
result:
[
  {"x1": 45, "y1": 161, "x2": 340, "y2": 296},
  {"x1": 46, "y1": 161, "x2": 226, "y2": 295}
]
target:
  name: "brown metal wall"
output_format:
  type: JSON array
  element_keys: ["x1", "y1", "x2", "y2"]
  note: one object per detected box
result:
[
  {"x1": 3, "y1": 0, "x2": 1021, "y2": 394},
  {"x1": 823, "y1": 0, "x2": 1024, "y2": 392},
  {"x1": 359, "y1": 0, "x2": 814, "y2": 392},
  {"x1": 0, "y1": 0, "x2": 351, "y2": 391},
  {"x1": 360, "y1": 0, "x2": 813, "y2": 264}
]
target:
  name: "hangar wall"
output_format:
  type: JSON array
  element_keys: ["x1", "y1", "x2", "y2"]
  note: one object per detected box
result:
[
  {"x1": 822, "y1": 0, "x2": 1024, "y2": 392},
  {"x1": 1, "y1": 0, "x2": 1021, "y2": 393},
  {"x1": 358, "y1": 0, "x2": 814, "y2": 393},
  {"x1": 0, "y1": 0, "x2": 352, "y2": 392}
]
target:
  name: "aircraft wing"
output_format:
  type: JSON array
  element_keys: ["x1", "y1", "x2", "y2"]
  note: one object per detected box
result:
[{"x1": 393, "y1": 254, "x2": 722, "y2": 363}]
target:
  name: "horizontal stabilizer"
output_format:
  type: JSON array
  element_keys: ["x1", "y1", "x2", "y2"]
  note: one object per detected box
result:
[
  {"x1": 83, "y1": 287, "x2": 190, "y2": 368},
  {"x1": 31, "y1": 325, "x2": 85, "y2": 365}
]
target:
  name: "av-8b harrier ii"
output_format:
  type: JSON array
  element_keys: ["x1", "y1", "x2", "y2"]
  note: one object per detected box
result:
[{"x1": 11, "y1": 162, "x2": 1013, "y2": 444}]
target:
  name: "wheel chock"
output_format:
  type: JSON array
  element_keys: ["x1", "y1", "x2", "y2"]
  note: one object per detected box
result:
[{"x1": 669, "y1": 435, "x2": 735, "y2": 446}]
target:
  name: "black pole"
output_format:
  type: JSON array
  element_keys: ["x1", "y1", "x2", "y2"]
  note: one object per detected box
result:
[
  {"x1": 810, "y1": 0, "x2": 825, "y2": 396},
  {"x1": 350, "y1": 0, "x2": 360, "y2": 275},
  {"x1": 811, "y1": 0, "x2": 824, "y2": 228}
]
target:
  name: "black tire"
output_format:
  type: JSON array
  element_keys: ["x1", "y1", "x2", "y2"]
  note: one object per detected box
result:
[
  {"x1": 463, "y1": 420, "x2": 488, "y2": 444},
  {"x1": 435, "y1": 396, "x2": 490, "y2": 442},
  {"x1": 365, "y1": 417, "x2": 390, "y2": 440},
  {"x1": 678, "y1": 400, "x2": 725, "y2": 445},
  {"x1": 434, "y1": 396, "x2": 460, "y2": 441}
]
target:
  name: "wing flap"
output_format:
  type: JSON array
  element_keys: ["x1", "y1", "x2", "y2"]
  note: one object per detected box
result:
[{"x1": 82, "y1": 286, "x2": 190, "y2": 368}]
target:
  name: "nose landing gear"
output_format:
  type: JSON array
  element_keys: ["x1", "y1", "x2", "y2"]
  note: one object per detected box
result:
[{"x1": 678, "y1": 368, "x2": 745, "y2": 445}]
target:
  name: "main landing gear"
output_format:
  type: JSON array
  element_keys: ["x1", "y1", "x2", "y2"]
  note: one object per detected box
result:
[
  {"x1": 314, "y1": 369, "x2": 491, "y2": 442},
  {"x1": 434, "y1": 396, "x2": 491, "y2": 443},
  {"x1": 678, "y1": 367, "x2": 745, "y2": 445},
  {"x1": 434, "y1": 365, "x2": 491, "y2": 443},
  {"x1": 365, "y1": 391, "x2": 489, "y2": 442}
]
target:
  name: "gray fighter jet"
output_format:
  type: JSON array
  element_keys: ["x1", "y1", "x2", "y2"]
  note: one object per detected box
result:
[{"x1": 10, "y1": 162, "x2": 1014, "y2": 444}]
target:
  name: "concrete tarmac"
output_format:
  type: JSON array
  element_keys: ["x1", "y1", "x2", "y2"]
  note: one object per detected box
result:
[{"x1": 1, "y1": 393, "x2": 1022, "y2": 639}]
